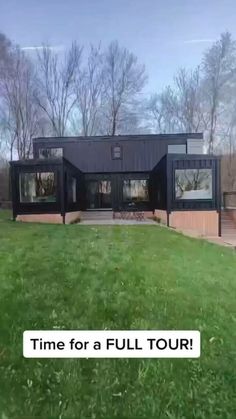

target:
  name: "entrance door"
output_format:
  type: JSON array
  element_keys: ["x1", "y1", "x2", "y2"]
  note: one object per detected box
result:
[{"x1": 86, "y1": 180, "x2": 112, "y2": 209}]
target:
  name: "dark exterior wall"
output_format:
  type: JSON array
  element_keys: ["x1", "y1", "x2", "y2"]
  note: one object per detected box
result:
[
  {"x1": 151, "y1": 154, "x2": 221, "y2": 217},
  {"x1": 151, "y1": 156, "x2": 167, "y2": 210},
  {"x1": 10, "y1": 159, "x2": 153, "y2": 216},
  {"x1": 11, "y1": 134, "x2": 222, "y2": 219},
  {"x1": 83, "y1": 172, "x2": 151, "y2": 211},
  {"x1": 63, "y1": 159, "x2": 83, "y2": 213},
  {"x1": 33, "y1": 133, "x2": 203, "y2": 173}
]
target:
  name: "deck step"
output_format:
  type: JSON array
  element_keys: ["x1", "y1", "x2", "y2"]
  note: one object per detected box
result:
[{"x1": 81, "y1": 211, "x2": 113, "y2": 220}]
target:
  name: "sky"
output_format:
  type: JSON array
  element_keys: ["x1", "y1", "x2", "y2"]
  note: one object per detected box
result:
[{"x1": 1, "y1": 0, "x2": 236, "y2": 94}]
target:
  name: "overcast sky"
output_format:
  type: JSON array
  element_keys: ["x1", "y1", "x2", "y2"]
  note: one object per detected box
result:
[{"x1": 1, "y1": 0, "x2": 236, "y2": 93}]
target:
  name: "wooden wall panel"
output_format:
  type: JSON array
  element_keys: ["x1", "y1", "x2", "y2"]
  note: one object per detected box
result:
[
  {"x1": 16, "y1": 214, "x2": 63, "y2": 224},
  {"x1": 169, "y1": 211, "x2": 219, "y2": 236},
  {"x1": 16, "y1": 211, "x2": 81, "y2": 224}
]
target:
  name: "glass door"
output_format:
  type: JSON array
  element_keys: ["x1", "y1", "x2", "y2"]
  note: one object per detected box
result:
[
  {"x1": 99, "y1": 180, "x2": 112, "y2": 208},
  {"x1": 86, "y1": 180, "x2": 112, "y2": 209}
]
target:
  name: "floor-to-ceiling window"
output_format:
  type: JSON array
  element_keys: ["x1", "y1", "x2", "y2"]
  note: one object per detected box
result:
[{"x1": 86, "y1": 180, "x2": 112, "y2": 209}]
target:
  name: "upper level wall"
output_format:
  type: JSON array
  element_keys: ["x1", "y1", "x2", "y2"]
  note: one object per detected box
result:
[{"x1": 33, "y1": 133, "x2": 203, "y2": 173}]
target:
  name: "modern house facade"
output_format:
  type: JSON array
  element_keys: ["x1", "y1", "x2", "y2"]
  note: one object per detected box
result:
[{"x1": 10, "y1": 133, "x2": 221, "y2": 236}]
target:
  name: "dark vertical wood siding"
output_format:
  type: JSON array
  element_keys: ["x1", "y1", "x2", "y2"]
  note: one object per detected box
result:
[
  {"x1": 33, "y1": 133, "x2": 203, "y2": 173},
  {"x1": 150, "y1": 156, "x2": 167, "y2": 210}
]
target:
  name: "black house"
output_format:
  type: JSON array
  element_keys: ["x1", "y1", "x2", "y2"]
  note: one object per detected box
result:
[{"x1": 10, "y1": 133, "x2": 221, "y2": 235}]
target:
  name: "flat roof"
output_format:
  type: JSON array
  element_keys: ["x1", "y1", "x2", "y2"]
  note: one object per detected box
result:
[{"x1": 33, "y1": 133, "x2": 203, "y2": 144}]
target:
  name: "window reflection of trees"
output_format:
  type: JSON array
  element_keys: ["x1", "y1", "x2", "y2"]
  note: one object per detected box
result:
[
  {"x1": 123, "y1": 180, "x2": 149, "y2": 202},
  {"x1": 39, "y1": 148, "x2": 63, "y2": 159},
  {"x1": 19, "y1": 172, "x2": 56, "y2": 202},
  {"x1": 175, "y1": 169, "x2": 212, "y2": 199}
]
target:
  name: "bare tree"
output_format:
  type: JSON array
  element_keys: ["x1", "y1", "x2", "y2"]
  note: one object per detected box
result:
[
  {"x1": 0, "y1": 157, "x2": 10, "y2": 202},
  {"x1": 147, "y1": 86, "x2": 181, "y2": 133},
  {"x1": 174, "y1": 67, "x2": 209, "y2": 133},
  {"x1": 0, "y1": 108, "x2": 16, "y2": 160},
  {"x1": 221, "y1": 153, "x2": 236, "y2": 191},
  {"x1": 148, "y1": 68, "x2": 210, "y2": 135},
  {"x1": 0, "y1": 46, "x2": 43, "y2": 159},
  {"x1": 147, "y1": 93, "x2": 166, "y2": 133},
  {"x1": 101, "y1": 40, "x2": 147, "y2": 135},
  {"x1": 0, "y1": 33, "x2": 13, "y2": 157},
  {"x1": 0, "y1": 33, "x2": 12, "y2": 77},
  {"x1": 35, "y1": 42, "x2": 82, "y2": 136},
  {"x1": 73, "y1": 44, "x2": 104, "y2": 136},
  {"x1": 202, "y1": 32, "x2": 236, "y2": 153}
]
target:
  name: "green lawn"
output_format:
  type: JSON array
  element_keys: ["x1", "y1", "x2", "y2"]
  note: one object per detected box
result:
[{"x1": 0, "y1": 210, "x2": 236, "y2": 419}]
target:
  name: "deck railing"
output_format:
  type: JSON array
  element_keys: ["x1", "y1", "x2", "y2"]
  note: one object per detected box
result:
[{"x1": 223, "y1": 192, "x2": 236, "y2": 209}]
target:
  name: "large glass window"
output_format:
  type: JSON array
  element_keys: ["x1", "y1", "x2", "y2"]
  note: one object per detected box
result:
[
  {"x1": 123, "y1": 179, "x2": 149, "y2": 202},
  {"x1": 175, "y1": 169, "x2": 212, "y2": 200},
  {"x1": 19, "y1": 172, "x2": 56, "y2": 203},
  {"x1": 39, "y1": 148, "x2": 63, "y2": 159}
]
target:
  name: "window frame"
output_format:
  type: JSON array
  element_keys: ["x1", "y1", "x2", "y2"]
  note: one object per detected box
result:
[
  {"x1": 174, "y1": 168, "x2": 213, "y2": 201},
  {"x1": 19, "y1": 171, "x2": 57, "y2": 204},
  {"x1": 72, "y1": 177, "x2": 77, "y2": 203},
  {"x1": 111, "y1": 144, "x2": 122, "y2": 160}
]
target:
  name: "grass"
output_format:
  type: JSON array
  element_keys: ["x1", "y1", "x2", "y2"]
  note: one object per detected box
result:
[{"x1": 0, "y1": 209, "x2": 236, "y2": 419}]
